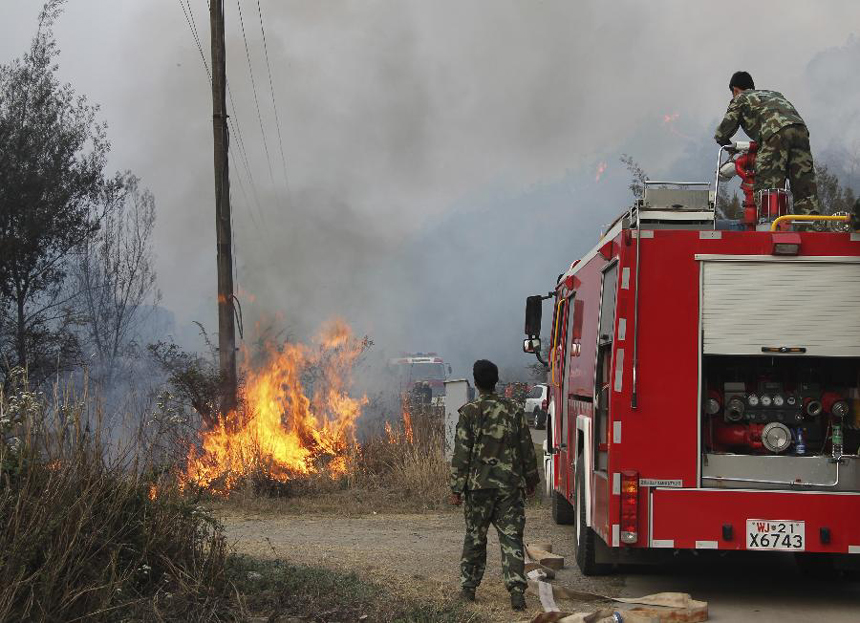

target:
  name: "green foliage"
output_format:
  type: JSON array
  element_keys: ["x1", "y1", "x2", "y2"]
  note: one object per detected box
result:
[
  {"x1": 148, "y1": 338, "x2": 222, "y2": 429},
  {"x1": 0, "y1": 379, "x2": 235, "y2": 622},
  {"x1": 716, "y1": 184, "x2": 743, "y2": 220},
  {"x1": 815, "y1": 163, "x2": 857, "y2": 215},
  {"x1": 0, "y1": 0, "x2": 122, "y2": 385},
  {"x1": 620, "y1": 154, "x2": 649, "y2": 200}
]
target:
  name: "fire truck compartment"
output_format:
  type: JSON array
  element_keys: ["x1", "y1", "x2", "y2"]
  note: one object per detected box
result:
[
  {"x1": 700, "y1": 258, "x2": 860, "y2": 357},
  {"x1": 650, "y1": 487, "x2": 860, "y2": 555},
  {"x1": 701, "y1": 453, "x2": 860, "y2": 491}
]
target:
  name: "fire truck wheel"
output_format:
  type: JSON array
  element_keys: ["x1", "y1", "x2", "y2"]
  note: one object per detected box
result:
[
  {"x1": 551, "y1": 490, "x2": 574, "y2": 525},
  {"x1": 574, "y1": 455, "x2": 612, "y2": 576}
]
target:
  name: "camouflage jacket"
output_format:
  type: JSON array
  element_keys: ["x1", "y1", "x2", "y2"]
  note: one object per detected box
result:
[
  {"x1": 450, "y1": 391, "x2": 540, "y2": 493},
  {"x1": 714, "y1": 90, "x2": 806, "y2": 146}
]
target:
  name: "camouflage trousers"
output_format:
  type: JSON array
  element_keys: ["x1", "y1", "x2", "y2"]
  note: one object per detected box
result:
[
  {"x1": 460, "y1": 488, "x2": 526, "y2": 594},
  {"x1": 755, "y1": 124, "x2": 821, "y2": 214}
]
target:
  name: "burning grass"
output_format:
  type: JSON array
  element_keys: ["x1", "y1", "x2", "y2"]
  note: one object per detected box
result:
[
  {"x1": 181, "y1": 319, "x2": 369, "y2": 494},
  {"x1": 175, "y1": 319, "x2": 452, "y2": 513},
  {"x1": 205, "y1": 402, "x2": 452, "y2": 515},
  {"x1": 0, "y1": 375, "x2": 470, "y2": 621}
]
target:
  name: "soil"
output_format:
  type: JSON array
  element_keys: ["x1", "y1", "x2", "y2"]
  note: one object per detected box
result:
[{"x1": 220, "y1": 506, "x2": 624, "y2": 623}]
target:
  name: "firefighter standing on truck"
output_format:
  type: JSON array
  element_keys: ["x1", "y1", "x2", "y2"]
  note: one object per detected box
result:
[
  {"x1": 450, "y1": 359, "x2": 539, "y2": 612},
  {"x1": 714, "y1": 70, "x2": 821, "y2": 214}
]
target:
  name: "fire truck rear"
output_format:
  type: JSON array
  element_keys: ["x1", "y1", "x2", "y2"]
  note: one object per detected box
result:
[
  {"x1": 523, "y1": 143, "x2": 860, "y2": 575},
  {"x1": 388, "y1": 353, "x2": 451, "y2": 404}
]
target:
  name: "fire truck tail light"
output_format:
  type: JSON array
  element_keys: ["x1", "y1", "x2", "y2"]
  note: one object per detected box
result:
[{"x1": 620, "y1": 471, "x2": 639, "y2": 544}]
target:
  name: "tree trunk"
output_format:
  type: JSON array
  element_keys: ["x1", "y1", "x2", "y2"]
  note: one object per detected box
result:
[{"x1": 16, "y1": 289, "x2": 27, "y2": 370}]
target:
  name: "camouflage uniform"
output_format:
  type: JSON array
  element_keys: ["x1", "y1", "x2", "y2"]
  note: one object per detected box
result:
[
  {"x1": 714, "y1": 90, "x2": 821, "y2": 213},
  {"x1": 450, "y1": 391, "x2": 540, "y2": 596}
]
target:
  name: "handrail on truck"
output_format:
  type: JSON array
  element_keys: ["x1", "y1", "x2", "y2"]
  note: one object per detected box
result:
[{"x1": 770, "y1": 214, "x2": 850, "y2": 231}]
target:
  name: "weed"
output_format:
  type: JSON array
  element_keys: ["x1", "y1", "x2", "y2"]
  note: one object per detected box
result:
[
  {"x1": 225, "y1": 555, "x2": 480, "y2": 623},
  {"x1": 0, "y1": 377, "x2": 238, "y2": 622}
]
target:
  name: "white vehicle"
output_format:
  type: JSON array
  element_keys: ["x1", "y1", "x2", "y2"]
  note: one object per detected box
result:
[{"x1": 524, "y1": 383, "x2": 548, "y2": 429}]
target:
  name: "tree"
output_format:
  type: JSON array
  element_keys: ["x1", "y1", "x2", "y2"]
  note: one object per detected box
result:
[
  {"x1": 149, "y1": 338, "x2": 221, "y2": 431},
  {"x1": 75, "y1": 173, "x2": 160, "y2": 383},
  {"x1": 815, "y1": 163, "x2": 856, "y2": 215},
  {"x1": 0, "y1": 1, "x2": 119, "y2": 385},
  {"x1": 620, "y1": 154, "x2": 649, "y2": 200},
  {"x1": 715, "y1": 184, "x2": 743, "y2": 220}
]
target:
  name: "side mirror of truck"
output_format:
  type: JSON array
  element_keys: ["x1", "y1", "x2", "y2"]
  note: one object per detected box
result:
[
  {"x1": 523, "y1": 337, "x2": 541, "y2": 354},
  {"x1": 524, "y1": 295, "x2": 544, "y2": 338}
]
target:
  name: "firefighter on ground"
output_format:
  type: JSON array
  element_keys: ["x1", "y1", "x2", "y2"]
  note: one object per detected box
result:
[
  {"x1": 450, "y1": 359, "x2": 539, "y2": 612},
  {"x1": 714, "y1": 71, "x2": 821, "y2": 214}
]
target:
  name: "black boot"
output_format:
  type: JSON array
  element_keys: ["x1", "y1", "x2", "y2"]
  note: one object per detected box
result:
[
  {"x1": 510, "y1": 591, "x2": 526, "y2": 611},
  {"x1": 459, "y1": 587, "x2": 476, "y2": 602}
]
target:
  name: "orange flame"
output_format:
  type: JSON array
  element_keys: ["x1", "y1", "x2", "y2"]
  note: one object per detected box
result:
[
  {"x1": 148, "y1": 484, "x2": 158, "y2": 501},
  {"x1": 384, "y1": 401, "x2": 415, "y2": 445},
  {"x1": 182, "y1": 318, "x2": 368, "y2": 493},
  {"x1": 662, "y1": 112, "x2": 691, "y2": 140},
  {"x1": 595, "y1": 161, "x2": 607, "y2": 182},
  {"x1": 402, "y1": 403, "x2": 414, "y2": 444}
]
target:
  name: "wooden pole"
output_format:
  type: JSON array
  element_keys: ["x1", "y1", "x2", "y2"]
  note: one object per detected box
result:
[{"x1": 210, "y1": 0, "x2": 238, "y2": 414}]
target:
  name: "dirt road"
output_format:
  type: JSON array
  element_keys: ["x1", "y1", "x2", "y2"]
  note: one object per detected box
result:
[
  {"x1": 222, "y1": 428, "x2": 860, "y2": 621},
  {"x1": 220, "y1": 507, "x2": 621, "y2": 622}
]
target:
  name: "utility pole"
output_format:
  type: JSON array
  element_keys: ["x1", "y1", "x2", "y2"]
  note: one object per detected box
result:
[{"x1": 210, "y1": 0, "x2": 238, "y2": 414}]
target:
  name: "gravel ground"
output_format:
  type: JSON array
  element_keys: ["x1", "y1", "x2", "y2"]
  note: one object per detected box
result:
[{"x1": 220, "y1": 506, "x2": 622, "y2": 623}]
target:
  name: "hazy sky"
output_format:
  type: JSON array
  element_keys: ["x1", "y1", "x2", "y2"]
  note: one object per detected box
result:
[{"x1": 2, "y1": 1, "x2": 860, "y2": 376}]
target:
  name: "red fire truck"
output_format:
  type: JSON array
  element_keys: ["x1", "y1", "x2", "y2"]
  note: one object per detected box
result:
[
  {"x1": 523, "y1": 143, "x2": 860, "y2": 576},
  {"x1": 388, "y1": 353, "x2": 452, "y2": 403}
]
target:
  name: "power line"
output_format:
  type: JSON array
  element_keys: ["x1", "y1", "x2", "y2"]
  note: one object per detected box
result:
[
  {"x1": 255, "y1": 0, "x2": 293, "y2": 206},
  {"x1": 235, "y1": 0, "x2": 278, "y2": 201},
  {"x1": 178, "y1": 0, "x2": 267, "y2": 233},
  {"x1": 182, "y1": 0, "x2": 259, "y2": 210},
  {"x1": 178, "y1": 0, "x2": 211, "y2": 82},
  {"x1": 225, "y1": 80, "x2": 265, "y2": 217}
]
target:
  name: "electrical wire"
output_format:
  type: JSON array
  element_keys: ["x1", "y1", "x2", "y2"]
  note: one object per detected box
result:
[
  {"x1": 183, "y1": 0, "x2": 260, "y2": 212},
  {"x1": 236, "y1": 0, "x2": 278, "y2": 201},
  {"x1": 178, "y1": 0, "x2": 211, "y2": 82},
  {"x1": 178, "y1": 0, "x2": 268, "y2": 234},
  {"x1": 255, "y1": 0, "x2": 294, "y2": 206}
]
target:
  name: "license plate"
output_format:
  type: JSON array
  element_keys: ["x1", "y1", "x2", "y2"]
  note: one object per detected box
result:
[{"x1": 746, "y1": 519, "x2": 805, "y2": 551}]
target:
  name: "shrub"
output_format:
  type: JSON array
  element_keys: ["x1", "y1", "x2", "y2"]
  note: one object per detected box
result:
[{"x1": 0, "y1": 376, "x2": 238, "y2": 622}]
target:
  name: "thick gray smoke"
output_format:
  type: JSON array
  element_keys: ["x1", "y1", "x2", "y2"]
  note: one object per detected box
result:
[{"x1": 2, "y1": 1, "x2": 860, "y2": 380}]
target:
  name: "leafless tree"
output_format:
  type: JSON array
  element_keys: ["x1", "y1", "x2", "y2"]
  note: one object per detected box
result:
[{"x1": 75, "y1": 173, "x2": 160, "y2": 383}]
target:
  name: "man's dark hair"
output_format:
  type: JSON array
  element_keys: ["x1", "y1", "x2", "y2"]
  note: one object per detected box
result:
[
  {"x1": 729, "y1": 71, "x2": 755, "y2": 92},
  {"x1": 473, "y1": 359, "x2": 499, "y2": 391}
]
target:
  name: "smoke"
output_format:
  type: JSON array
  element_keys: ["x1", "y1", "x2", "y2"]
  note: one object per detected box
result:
[{"x1": 2, "y1": 1, "x2": 860, "y2": 380}]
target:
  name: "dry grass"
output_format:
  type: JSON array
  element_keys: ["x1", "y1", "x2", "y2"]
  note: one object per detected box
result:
[
  {"x1": 207, "y1": 403, "x2": 453, "y2": 516},
  {"x1": 0, "y1": 378, "x2": 484, "y2": 621},
  {"x1": 0, "y1": 376, "x2": 239, "y2": 622}
]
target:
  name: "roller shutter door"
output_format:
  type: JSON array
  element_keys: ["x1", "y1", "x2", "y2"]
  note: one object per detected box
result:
[{"x1": 701, "y1": 260, "x2": 860, "y2": 357}]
